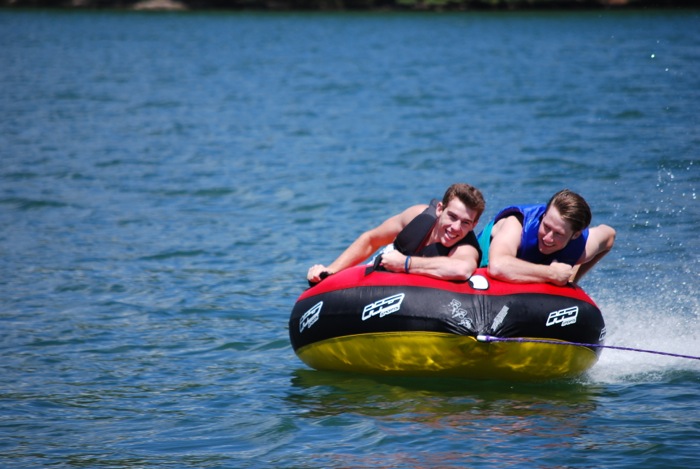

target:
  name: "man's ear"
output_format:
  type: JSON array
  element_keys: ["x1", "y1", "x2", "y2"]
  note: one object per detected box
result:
[
  {"x1": 571, "y1": 230, "x2": 582, "y2": 240},
  {"x1": 435, "y1": 202, "x2": 444, "y2": 216}
]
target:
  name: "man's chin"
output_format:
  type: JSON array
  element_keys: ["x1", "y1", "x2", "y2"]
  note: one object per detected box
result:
[
  {"x1": 442, "y1": 236, "x2": 462, "y2": 247},
  {"x1": 538, "y1": 242, "x2": 557, "y2": 255}
]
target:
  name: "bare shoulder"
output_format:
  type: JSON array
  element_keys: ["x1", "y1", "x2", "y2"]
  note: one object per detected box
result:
[
  {"x1": 491, "y1": 214, "x2": 523, "y2": 238},
  {"x1": 371, "y1": 203, "x2": 427, "y2": 237},
  {"x1": 589, "y1": 224, "x2": 616, "y2": 237},
  {"x1": 586, "y1": 224, "x2": 616, "y2": 250},
  {"x1": 399, "y1": 204, "x2": 428, "y2": 224}
]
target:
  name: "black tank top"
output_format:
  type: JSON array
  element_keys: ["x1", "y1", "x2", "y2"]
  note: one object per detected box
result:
[{"x1": 393, "y1": 199, "x2": 482, "y2": 265}]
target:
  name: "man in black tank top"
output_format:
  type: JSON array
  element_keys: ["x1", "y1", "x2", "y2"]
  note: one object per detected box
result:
[{"x1": 307, "y1": 183, "x2": 485, "y2": 284}]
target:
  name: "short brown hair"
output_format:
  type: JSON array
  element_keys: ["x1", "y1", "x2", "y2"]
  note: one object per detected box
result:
[
  {"x1": 546, "y1": 189, "x2": 592, "y2": 232},
  {"x1": 442, "y1": 183, "x2": 486, "y2": 222}
]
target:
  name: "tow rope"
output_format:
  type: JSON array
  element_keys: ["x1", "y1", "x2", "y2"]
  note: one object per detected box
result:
[{"x1": 476, "y1": 335, "x2": 700, "y2": 361}]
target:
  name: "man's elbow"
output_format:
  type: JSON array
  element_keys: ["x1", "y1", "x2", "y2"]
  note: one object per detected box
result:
[
  {"x1": 455, "y1": 263, "x2": 476, "y2": 281},
  {"x1": 487, "y1": 258, "x2": 510, "y2": 281},
  {"x1": 604, "y1": 225, "x2": 616, "y2": 251}
]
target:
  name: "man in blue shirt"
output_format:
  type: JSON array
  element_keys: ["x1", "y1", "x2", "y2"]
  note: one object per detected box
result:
[{"x1": 478, "y1": 189, "x2": 615, "y2": 286}]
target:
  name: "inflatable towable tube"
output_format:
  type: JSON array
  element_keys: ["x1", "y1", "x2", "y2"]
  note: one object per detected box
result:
[{"x1": 289, "y1": 265, "x2": 606, "y2": 380}]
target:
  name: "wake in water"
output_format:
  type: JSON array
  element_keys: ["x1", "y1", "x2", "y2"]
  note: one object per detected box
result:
[{"x1": 584, "y1": 288, "x2": 700, "y2": 384}]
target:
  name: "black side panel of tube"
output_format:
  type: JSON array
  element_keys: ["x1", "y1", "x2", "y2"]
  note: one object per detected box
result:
[{"x1": 289, "y1": 285, "x2": 604, "y2": 352}]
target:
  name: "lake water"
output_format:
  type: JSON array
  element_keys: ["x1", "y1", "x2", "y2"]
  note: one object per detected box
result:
[{"x1": 1, "y1": 8, "x2": 699, "y2": 468}]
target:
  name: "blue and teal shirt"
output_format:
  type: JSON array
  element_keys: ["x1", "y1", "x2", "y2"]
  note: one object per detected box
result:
[{"x1": 477, "y1": 204, "x2": 588, "y2": 268}]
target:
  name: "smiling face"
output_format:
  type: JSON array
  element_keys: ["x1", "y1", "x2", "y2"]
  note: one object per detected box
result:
[
  {"x1": 538, "y1": 206, "x2": 581, "y2": 255},
  {"x1": 432, "y1": 198, "x2": 479, "y2": 248}
]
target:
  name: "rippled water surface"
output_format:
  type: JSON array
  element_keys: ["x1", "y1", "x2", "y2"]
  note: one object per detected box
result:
[{"x1": 1, "y1": 9, "x2": 699, "y2": 468}]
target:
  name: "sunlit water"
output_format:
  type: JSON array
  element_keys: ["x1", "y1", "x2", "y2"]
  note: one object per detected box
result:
[{"x1": 1, "y1": 9, "x2": 699, "y2": 468}]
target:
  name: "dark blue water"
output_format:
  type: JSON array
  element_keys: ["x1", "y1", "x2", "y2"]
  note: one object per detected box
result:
[{"x1": 1, "y1": 9, "x2": 699, "y2": 468}]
